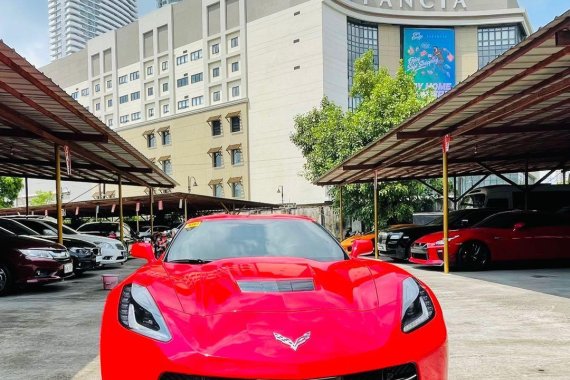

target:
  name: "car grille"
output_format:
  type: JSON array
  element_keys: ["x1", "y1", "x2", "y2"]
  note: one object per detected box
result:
[
  {"x1": 159, "y1": 363, "x2": 417, "y2": 380},
  {"x1": 410, "y1": 243, "x2": 428, "y2": 260}
]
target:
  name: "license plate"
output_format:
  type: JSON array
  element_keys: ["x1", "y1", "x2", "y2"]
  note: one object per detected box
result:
[
  {"x1": 64, "y1": 263, "x2": 73, "y2": 274},
  {"x1": 379, "y1": 243, "x2": 387, "y2": 251}
]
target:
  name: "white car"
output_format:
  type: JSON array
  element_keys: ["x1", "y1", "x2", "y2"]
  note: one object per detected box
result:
[{"x1": 11, "y1": 217, "x2": 127, "y2": 265}]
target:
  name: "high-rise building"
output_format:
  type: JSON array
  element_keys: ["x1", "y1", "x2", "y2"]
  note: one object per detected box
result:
[
  {"x1": 41, "y1": 0, "x2": 531, "y2": 204},
  {"x1": 48, "y1": 0, "x2": 138, "y2": 61},
  {"x1": 156, "y1": 0, "x2": 183, "y2": 8}
]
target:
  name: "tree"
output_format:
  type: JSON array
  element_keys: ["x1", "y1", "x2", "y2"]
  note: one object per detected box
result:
[
  {"x1": 0, "y1": 177, "x2": 23, "y2": 208},
  {"x1": 291, "y1": 51, "x2": 439, "y2": 228},
  {"x1": 31, "y1": 190, "x2": 56, "y2": 206}
]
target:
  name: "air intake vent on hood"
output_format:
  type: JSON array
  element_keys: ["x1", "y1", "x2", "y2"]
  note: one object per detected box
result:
[{"x1": 237, "y1": 279, "x2": 315, "y2": 293}]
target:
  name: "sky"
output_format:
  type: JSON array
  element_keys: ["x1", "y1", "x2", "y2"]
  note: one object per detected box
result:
[{"x1": 0, "y1": 0, "x2": 568, "y2": 68}]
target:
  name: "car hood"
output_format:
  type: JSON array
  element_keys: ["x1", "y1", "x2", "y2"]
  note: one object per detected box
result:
[
  {"x1": 0, "y1": 234, "x2": 65, "y2": 250},
  {"x1": 131, "y1": 257, "x2": 410, "y2": 317},
  {"x1": 385, "y1": 225, "x2": 442, "y2": 236},
  {"x1": 64, "y1": 233, "x2": 120, "y2": 246},
  {"x1": 36, "y1": 235, "x2": 97, "y2": 248}
]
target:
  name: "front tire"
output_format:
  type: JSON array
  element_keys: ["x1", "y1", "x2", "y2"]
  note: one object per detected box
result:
[
  {"x1": 0, "y1": 263, "x2": 13, "y2": 296},
  {"x1": 458, "y1": 241, "x2": 490, "y2": 270}
]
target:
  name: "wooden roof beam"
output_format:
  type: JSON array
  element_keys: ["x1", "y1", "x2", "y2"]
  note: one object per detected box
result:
[{"x1": 0, "y1": 126, "x2": 108, "y2": 142}]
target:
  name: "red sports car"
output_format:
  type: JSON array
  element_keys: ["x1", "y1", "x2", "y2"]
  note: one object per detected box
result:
[
  {"x1": 101, "y1": 215, "x2": 447, "y2": 379},
  {"x1": 410, "y1": 210, "x2": 570, "y2": 270}
]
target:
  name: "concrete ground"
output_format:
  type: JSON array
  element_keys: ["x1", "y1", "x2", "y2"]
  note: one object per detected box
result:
[{"x1": 1, "y1": 259, "x2": 569, "y2": 379}]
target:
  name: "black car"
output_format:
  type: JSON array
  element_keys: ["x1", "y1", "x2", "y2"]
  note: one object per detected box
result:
[
  {"x1": 0, "y1": 218, "x2": 99, "y2": 274},
  {"x1": 378, "y1": 208, "x2": 503, "y2": 260},
  {"x1": 0, "y1": 227, "x2": 73, "y2": 296}
]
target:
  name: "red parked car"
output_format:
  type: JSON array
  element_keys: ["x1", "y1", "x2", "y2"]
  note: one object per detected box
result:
[
  {"x1": 410, "y1": 210, "x2": 570, "y2": 270},
  {"x1": 101, "y1": 214, "x2": 448, "y2": 379},
  {"x1": 0, "y1": 227, "x2": 73, "y2": 296}
]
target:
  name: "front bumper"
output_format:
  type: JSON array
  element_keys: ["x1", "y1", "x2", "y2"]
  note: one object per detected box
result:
[
  {"x1": 101, "y1": 286, "x2": 448, "y2": 380},
  {"x1": 99, "y1": 244, "x2": 128, "y2": 264},
  {"x1": 409, "y1": 244, "x2": 456, "y2": 267},
  {"x1": 16, "y1": 257, "x2": 74, "y2": 285}
]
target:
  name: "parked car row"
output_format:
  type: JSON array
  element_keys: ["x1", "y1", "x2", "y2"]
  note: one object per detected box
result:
[
  {"x1": 376, "y1": 210, "x2": 570, "y2": 270},
  {"x1": 0, "y1": 216, "x2": 129, "y2": 296}
]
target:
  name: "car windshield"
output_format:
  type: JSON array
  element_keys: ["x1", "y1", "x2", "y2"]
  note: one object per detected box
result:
[
  {"x1": 77, "y1": 223, "x2": 117, "y2": 233},
  {"x1": 42, "y1": 220, "x2": 79, "y2": 235},
  {"x1": 459, "y1": 194, "x2": 486, "y2": 209},
  {"x1": 0, "y1": 219, "x2": 39, "y2": 236},
  {"x1": 167, "y1": 219, "x2": 346, "y2": 263}
]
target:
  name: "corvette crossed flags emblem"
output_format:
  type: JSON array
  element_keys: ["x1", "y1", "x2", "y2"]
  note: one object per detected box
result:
[{"x1": 273, "y1": 332, "x2": 311, "y2": 351}]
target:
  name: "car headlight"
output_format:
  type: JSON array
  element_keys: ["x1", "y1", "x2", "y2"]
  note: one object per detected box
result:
[
  {"x1": 401, "y1": 277, "x2": 435, "y2": 333},
  {"x1": 118, "y1": 283, "x2": 171, "y2": 342},
  {"x1": 95, "y1": 242, "x2": 113, "y2": 250},
  {"x1": 19, "y1": 249, "x2": 54, "y2": 259},
  {"x1": 70, "y1": 247, "x2": 91, "y2": 256},
  {"x1": 435, "y1": 235, "x2": 459, "y2": 246}
]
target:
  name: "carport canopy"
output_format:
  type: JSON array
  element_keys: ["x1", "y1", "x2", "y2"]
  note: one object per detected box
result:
[
  {"x1": 0, "y1": 40, "x2": 177, "y2": 189},
  {"x1": 316, "y1": 11, "x2": 570, "y2": 186}
]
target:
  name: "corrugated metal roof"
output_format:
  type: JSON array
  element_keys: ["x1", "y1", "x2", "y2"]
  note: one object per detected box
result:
[
  {"x1": 0, "y1": 40, "x2": 177, "y2": 188},
  {"x1": 317, "y1": 11, "x2": 570, "y2": 186}
]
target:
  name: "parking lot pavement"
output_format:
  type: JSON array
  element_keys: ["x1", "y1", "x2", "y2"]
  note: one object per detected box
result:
[
  {"x1": 398, "y1": 263, "x2": 570, "y2": 380},
  {"x1": 0, "y1": 259, "x2": 144, "y2": 380}
]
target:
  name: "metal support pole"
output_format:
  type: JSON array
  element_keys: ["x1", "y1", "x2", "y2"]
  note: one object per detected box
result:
[
  {"x1": 118, "y1": 175, "x2": 124, "y2": 244},
  {"x1": 149, "y1": 188, "x2": 154, "y2": 234},
  {"x1": 25, "y1": 177, "x2": 29, "y2": 217},
  {"x1": 54, "y1": 145, "x2": 63, "y2": 245},
  {"x1": 339, "y1": 186, "x2": 344, "y2": 240},
  {"x1": 136, "y1": 209, "x2": 140, "y2": 234},
  {"x1": 184, "y1": 197, "x2": 188, "y2": 221},
  {"x1": 374, "y1": 171, "x2": 379, "y2": 260},
  {"x1": 443, "y1": 150, "x2": 450, "y2": 274}
]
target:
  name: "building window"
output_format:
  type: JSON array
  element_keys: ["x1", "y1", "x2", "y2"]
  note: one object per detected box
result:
[
  {"x1": 119, "y1": 95, "x2": 128, "y2": 104},
  {"x1": 231, "y1": 86, "x2": 240, "y2": 97},
  {"x1": 230, "y1": 116, "x2": 241, "y2": 132},
  {"x1": 212, "y1": 67, "x2": 220, "y2": 78},
  {"x1": 146, "y1": 66, "x2": 153, "y2": 76},
  {"x1": 147, "y1": 133, "x2": 156, "y2": 148},
  {"x1": 231, "y1": 62, "x2": 239, "y2": 72},
  {"x1": 176, "y1": 54, "x2": 188, "y2": 65},
  {"x1": 107, "y1": 118, "x2": 113, "y2": 127},
  {"x1": 191, "y1": 72, "x2": 203, "y2": 83},
  {"x1": 148, "y1": 108, "x2": 155, "y2": 117},
  {"x1": 95, "y1": 102, "x2": 100, "y2": 111},
  {"x1": 211, "y1": 43, "x2": 219, "y2": 55},
  {"x1": 147, "y1": 87, "x2": 154, "y2": 97},
  {"x1": 213, "y1": 183, "x2": 223, "y2": 197},
  {"x1": 130, "y1": 91, "x2": 140, "y2": 101},
  {"x1": 94, "y1": 84, "x2": 100, "y2": 93},
  {"x1": 119, "y1": 75, "x2": 128, "y2": 84},
  {"x1": 162, "y1": 82, "x2": 169, "y2": 92},
  {"x1": 162, "y1": 104, "x2": 169, "y2": 114},
  {"x1": 231, "y1": 182, "x2": 244, "y2": 198},
  {"x1": 478, "y1": 25, "x2": 525, "y2": 69},
  {"x1": 161, "y1": 61, "x2": 168, "y2": 71},
  {"x1": 213, "y1": 91, "x2": 220, "y2": 102},
  {"x1": 106, "y1": 80, "x2": 112, "y2": 89},
  {"x1": 161, "y1": 130, "x2": 171, "y2": 145},
  {"x1": 107, "y1": 99, "x2": 112, "y2": 108},
  {"x1": 213, "y1": 151, "x2": 223, "y2": 168},
  {"x1": 131, "y1": 112, "x2": 141, "y2": 121},
  {"x1": 129, "y1": 71, "x2": 139, "y2": 80},
  {"x1": 211, "y1": 119, "x2": 222, "y2": 136},
  {"x1": 190, "y1": 49, "x2": 202, "y2": 61},
  {"x1": 120, "y1": 115, "x2": 129, "y2": 124},
  {"x1": 81, "y1": 88, "x2": 89, "y2": 96},
  {"x1": 230, "y1": 36, "x2": 239, "y2": 48},
  {"x1": 162, "y1": 159, "x2": 172, "y2": 175},
  {"x1": 231, "y1": 148, "x2": 243, "y2": 165},
  {"x1": 347, "y1": 20, "x2": 378, "y2": 110},
  {"x1": 177, "y1": 76, "x2": 189, "y2": 87},
  {"x1": 191, "y1": 96, "x2": 203, "y2": 106},
  {"x1": 177, "y1": 99, "x2": 189, "y2": 109}
]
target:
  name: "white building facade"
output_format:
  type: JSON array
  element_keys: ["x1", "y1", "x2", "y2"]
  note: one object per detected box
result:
[
  {"x1": 41, "y1": 0, "x2": 531, "y2": 205},
  {"x1": 48, "y1": 0, "x2": 138, "y2": 61}
]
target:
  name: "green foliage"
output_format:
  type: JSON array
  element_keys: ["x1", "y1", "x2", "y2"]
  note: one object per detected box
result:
[
  {"x1": 0, "y1": 177, "x2": 23, "y2": 208},
  {"x1": 291, "y1": 51, "x2": 439, "y2": 228},
  {"x1": 31, "y1": 190, "x2": 56, "y2": 206}
]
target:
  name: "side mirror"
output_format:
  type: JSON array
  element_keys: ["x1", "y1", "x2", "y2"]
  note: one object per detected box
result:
[
  {"x1": 460, "y1": 219, "x2": 469, "y2": 227},
  {"x1": 513, "y1": 222, "x2": 525, "y2": 232},
  {"x1": 350, "y1": 239, "x2": 374, "y2": 258},
  {"x1": 130, "y1": 242, "x2": 156, "y2": 263}
]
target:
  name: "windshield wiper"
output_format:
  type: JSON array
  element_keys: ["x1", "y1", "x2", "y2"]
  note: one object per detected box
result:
[{"x1": 168, "y1": 259, "x2": 211, "y2": 264}]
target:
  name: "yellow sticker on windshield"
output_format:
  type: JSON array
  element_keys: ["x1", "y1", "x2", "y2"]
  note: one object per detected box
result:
[{"x1": 185, "y1": 221, "x2": 201, "y2": 229}]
